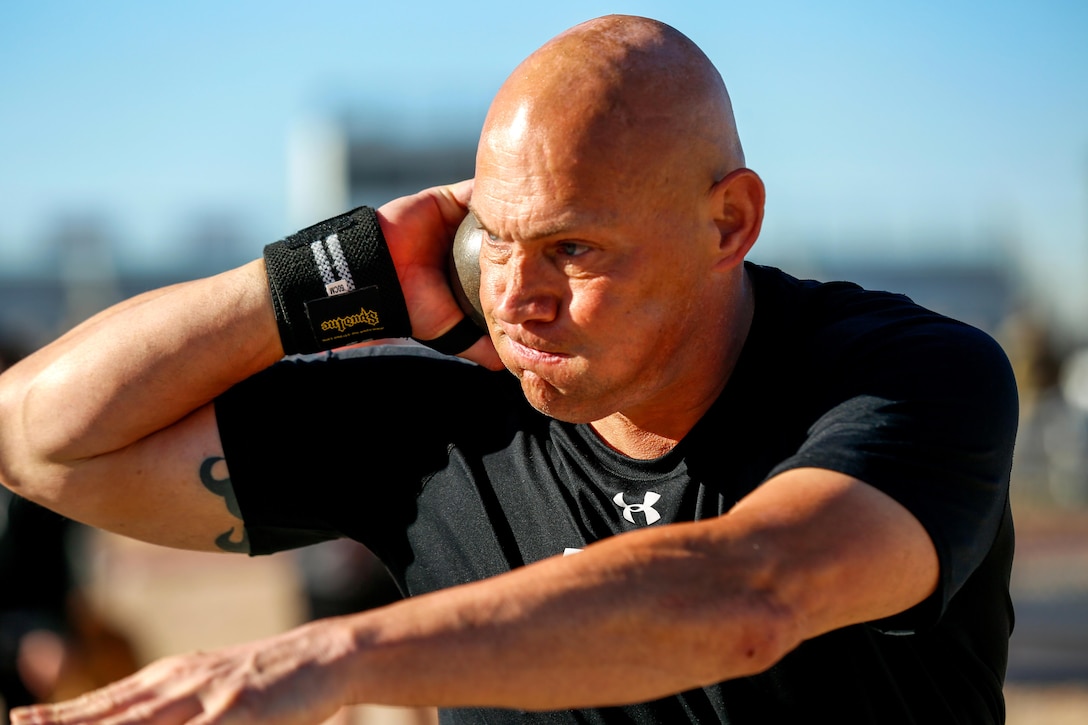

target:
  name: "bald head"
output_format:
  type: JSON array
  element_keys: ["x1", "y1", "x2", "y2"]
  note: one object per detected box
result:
[
  {"x1": 470, "y1": 17, "x2": 764, "y2": 432},
  {"x1": 479, "y1": 15, "x2": 744, "y2": 202}
]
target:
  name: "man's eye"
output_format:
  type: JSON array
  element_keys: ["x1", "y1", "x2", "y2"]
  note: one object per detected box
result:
[{"x1": 558, "y1": 242, "x2": 589, "y2": 257}]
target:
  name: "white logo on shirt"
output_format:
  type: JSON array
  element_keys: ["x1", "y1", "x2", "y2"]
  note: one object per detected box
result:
[{"x1": 613, "y1": 491, "x2": 662, "y2": 525}]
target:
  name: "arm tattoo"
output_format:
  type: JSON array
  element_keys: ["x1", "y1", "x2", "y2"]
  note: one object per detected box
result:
[{"x1": 199, "y1": 456, "x2": 249, "y2": 553}]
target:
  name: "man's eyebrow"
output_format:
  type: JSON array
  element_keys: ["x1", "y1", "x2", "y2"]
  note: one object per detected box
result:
[{"x1": 465, "y1": 207, "x2": 578, "y2": 243}]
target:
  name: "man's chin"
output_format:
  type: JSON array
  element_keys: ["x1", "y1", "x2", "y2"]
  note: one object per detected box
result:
[{"x1": 519, "y1": 375, "x2": 604, "y2": 424}]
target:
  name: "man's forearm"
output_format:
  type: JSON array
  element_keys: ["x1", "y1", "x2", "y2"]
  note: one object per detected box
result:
[
  {"x1": 332, "y1": 521, "x2": 796, "y2": 711},
  {"x1": 0, "y1": 260, "x2": 282, "y2": 489}
]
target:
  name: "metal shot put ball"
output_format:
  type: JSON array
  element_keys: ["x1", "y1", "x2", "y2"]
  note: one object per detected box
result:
[{"x1": 449, "y1": 210, "x2": 487, "y2": 330}]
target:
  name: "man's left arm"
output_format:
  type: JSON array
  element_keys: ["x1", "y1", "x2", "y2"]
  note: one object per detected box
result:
[
  {"x1": 328, "y1": 467, "x2": 938, "y2": 709},
  {"x1": 12, "y1": 467, "x2": 936, "y2": 722}
]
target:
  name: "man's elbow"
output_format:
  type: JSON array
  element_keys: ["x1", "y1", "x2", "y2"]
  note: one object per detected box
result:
[
  {"x1": 682, "y1": 590, "x2": 806, "y2": 686},
  {"x1": 727, "y1": 596, "x2": 804, "y2": 678},
  {"x1": 0, "y1": 371, "x2": 70, "y2": 502}
]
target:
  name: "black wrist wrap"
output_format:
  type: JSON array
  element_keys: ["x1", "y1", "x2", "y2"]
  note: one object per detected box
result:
[
  {"x1": 413, "y1": 316, "x2": 484, "y2": 356},
  {"x1": 263, "y1": 207, "x2": 412, "y2": 355}
]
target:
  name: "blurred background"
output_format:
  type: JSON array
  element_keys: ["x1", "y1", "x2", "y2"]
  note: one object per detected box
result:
[{"x1": 1, "y1": 1, "x2": 1086, "y2": 723}]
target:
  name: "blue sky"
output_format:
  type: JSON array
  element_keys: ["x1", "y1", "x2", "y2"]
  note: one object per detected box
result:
[{"x1": 1, "y1": 1, "x2": 1086, "y2": 333}]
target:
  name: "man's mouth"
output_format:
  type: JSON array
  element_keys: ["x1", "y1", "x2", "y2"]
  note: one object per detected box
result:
[{"x1": 502, "y1": 335, "x2": 571, "y2": 367}]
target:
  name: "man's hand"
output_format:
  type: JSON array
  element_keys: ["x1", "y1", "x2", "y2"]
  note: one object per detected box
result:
[
  {"x1": 9, "y1": 623, "x2": 352, "y2": 725},
  {"x1": 377, "y1": 180, "x2": 503, "y2": 370}
]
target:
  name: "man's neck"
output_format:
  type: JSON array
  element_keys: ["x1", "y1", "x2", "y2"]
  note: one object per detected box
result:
[
  {"x1": 589, "y1": 270, "x2": 755, "y2": 460},
  {"x1": 589, "y1": 415, "x2": 686, "y2": 459}
]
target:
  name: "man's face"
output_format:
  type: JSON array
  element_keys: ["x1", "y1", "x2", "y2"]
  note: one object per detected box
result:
[{"x1": 470, "y1": 116, "x2": 722, "y2": 425}]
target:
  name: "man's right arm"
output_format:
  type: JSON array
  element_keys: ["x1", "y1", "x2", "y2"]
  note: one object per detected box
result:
[
  {"x1": 0, "y1": 261, "x2": 284, "y2": 551},
  {"x1": 0, "y1": 180, "x2": 495, "y2": 552}
]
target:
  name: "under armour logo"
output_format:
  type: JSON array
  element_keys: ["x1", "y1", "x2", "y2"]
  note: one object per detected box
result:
[{"x1": 613, "y1": 491, "x2": 662, "y2": 525}]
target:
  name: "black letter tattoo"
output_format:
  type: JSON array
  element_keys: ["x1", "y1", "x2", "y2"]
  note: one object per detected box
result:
[{"x1": 199, "y1": 456, "x2": 249, "y2": 553}]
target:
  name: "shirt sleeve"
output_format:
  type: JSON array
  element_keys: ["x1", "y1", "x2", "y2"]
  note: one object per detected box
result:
[
  {"x1": 214, "y1": 344, "x2": 515, "y2": 556},
  {"x1": 767, "y1": 288, "x2": 1019, "y2": 632}
]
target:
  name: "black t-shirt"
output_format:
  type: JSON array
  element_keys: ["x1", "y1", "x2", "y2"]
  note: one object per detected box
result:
[{"x1": 216, "y1": 263, "x2": 1019, "y2": 724}]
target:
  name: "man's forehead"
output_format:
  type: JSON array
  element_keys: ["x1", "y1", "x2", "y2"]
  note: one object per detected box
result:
[
  {"x1": 468, "y1": 196, "x2": 585, "y2": 240},
  {"x1": 468, "y1": 179, "x2": 623, "y2": 243},
  {"x1": 471, "y1": 130, "x2": 585, "y2": 237},
  {"x1": 489, "y1": 102, "x2": 532, "y2": 148},
  {"x1": 475, "y1": 113, "x2": 633, "y2": 200}
]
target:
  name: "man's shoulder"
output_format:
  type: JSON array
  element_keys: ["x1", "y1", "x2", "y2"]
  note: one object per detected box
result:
[
  {"x1": 743, "y1": 261, "x2": 1016, "y2": 411},
  {"x1": 746, "y1": 262, "x2": 1003, "y2": 353},
  {"x1": 748, "y1": 262, "x2": 928, "y2": 319}
]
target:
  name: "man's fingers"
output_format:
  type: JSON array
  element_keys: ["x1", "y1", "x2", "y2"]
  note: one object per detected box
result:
[
  {"x1": 10, "y1": 665, "x2": 206, "y2": 725},
  {"x1": 10, "y1": 688, "x2": 126, "y2": 724},
  {"x1": 460, "y1": 334, "x2": 504, "y2": 371},
  {"x1": 446, "y1": 178, "x2": 474, "y2": 209},
  {"x1": 12, "y1": 694, "x2": 205, "y2": 725}
]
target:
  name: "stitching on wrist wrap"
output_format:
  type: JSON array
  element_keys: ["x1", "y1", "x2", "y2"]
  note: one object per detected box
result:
[{"x1": 264, "y1": 207, "x2": 411, "y2": 355}]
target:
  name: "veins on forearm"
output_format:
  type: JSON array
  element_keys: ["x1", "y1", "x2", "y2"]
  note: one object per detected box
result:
[{"x1": 199, "y1": 456, "x2": 249, "y2": 553}]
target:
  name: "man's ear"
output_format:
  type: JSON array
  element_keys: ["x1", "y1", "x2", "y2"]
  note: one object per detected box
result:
[{"x1": 709, "y1": 168, "x2": 765, "y2": 270}]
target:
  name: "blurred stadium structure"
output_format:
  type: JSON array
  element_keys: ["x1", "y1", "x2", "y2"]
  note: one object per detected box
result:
[
  {"x1": 5, "y1": 113, "x2": 1087, "y2": 510},
  {"x1": 1, "y1": 111, "x2": 1086, "y2": 723}
]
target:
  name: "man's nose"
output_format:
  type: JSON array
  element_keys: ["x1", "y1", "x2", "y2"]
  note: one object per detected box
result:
[{"x1": 484, "y1": 251, "x2": 560, "y2": 326}]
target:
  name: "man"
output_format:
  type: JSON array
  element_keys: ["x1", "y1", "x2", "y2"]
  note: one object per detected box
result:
[{"x1": 0, "y1": 14, "x2": 1017, "y2": 725}]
